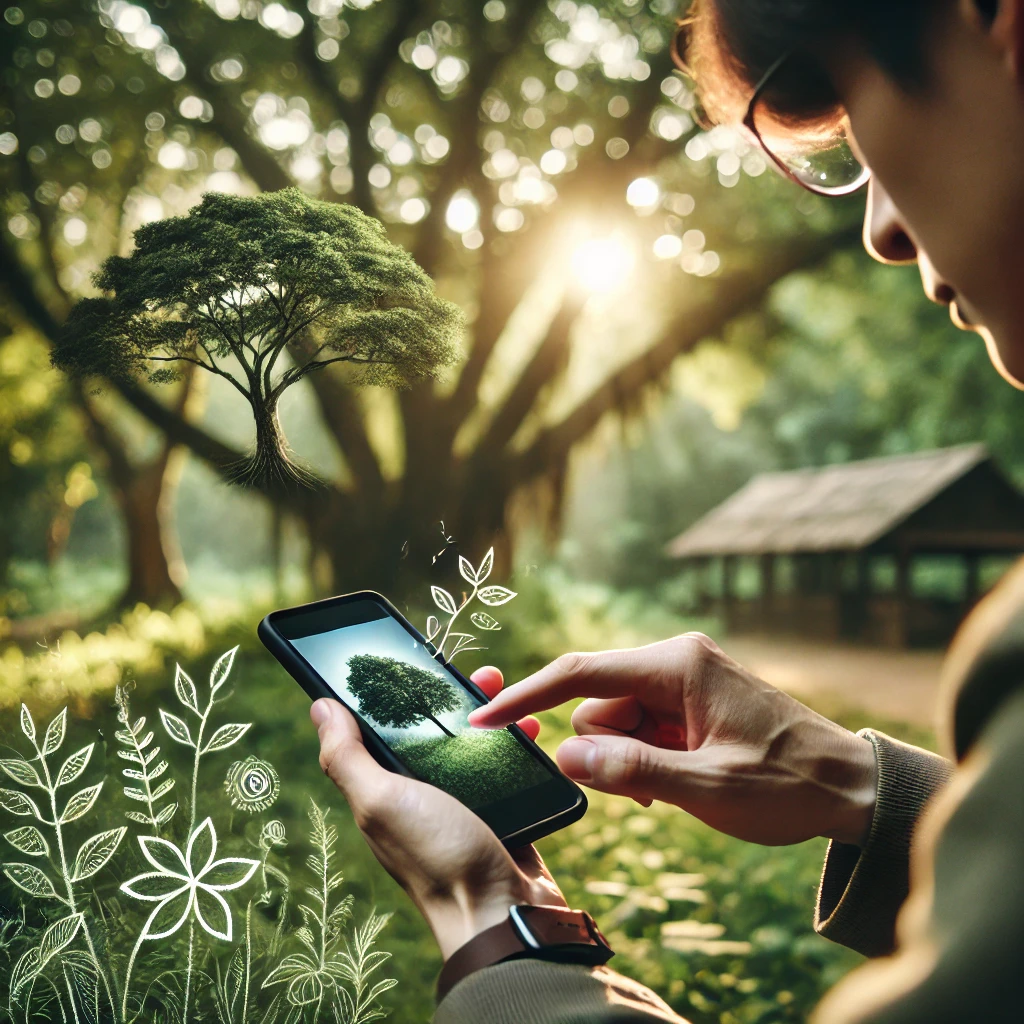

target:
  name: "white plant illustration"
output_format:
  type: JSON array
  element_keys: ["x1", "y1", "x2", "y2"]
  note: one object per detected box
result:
[
  {"x1": 425, "y1": 547, "x2": 517, "y2": 661},
  {"x1": 1, "y1": 703, "x2": 124, "y2": 1020},
  {"x1": 0, "y1": 648, "x2": 397, "y2": 1024},
  {"x1": 262, "y1": 801, "x2": 396, "y2": 1021}
]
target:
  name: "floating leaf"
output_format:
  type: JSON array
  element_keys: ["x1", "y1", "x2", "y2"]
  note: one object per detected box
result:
[
  {"x1": 61, "y1": 782, "x2": 103, "y2": 823},
  {"x1": 426, "y1": 615, "x2": 440, "y2": 640},
  {"x1": 72, "y1": 827, "x2": 127, "y2": 881},
  {"x1": 56, "y1": 744, "x2": 94, "y2": 788},
  {"x1": 474, "y1": 547, "x2": 494, "y2": 585},
  {"x1": 431, "y1": 586, "x2": 457, "y2": 615},
  {"x1": 42, "y1": 708, "x2": 67, "y2": 756},
  {"x1": 459, "y1": 555, "x2": 477, "y2": 585},
  {"x1": 477, "y1": 585, "x2": 517, "y2": 607},
  {"x1": 203, "y1": 722, "x2": 251, "y2": 753},
  {"x1": 210, "y1": 646, "x2": 239, "y2": 694},
  {"x1": 4, "y1": 863, "x2": 59, "y2": 900},
  {"x1": 0, "y1": 759, "x2": 42, "y2": 787},
  {"x1": 0, "y1": 788, "x2": 42, "y2": 819},
  {"x1": 19, "y1": 704, "x2": 35, "y2": 743},
  {"x1": 159, "y1": 709, "x2": 195, "y2": 747},
  {"x1": 174, "y1": 665, "x2": 199, "y2": 714},
  {"x1": 470, "y1": 611, "x2": 501, "y2": 631},
  {"x1": 4, "y1": 825, "x2": 49, "y2": 857}
]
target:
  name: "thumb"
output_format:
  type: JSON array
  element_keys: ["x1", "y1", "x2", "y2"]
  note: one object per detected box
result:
[
  {"x1": 557, "y1": 735, "x2": 691, "y2": 805},
  {"x1": 311, "y1": 699, "x2": 393, "y2": 808}
]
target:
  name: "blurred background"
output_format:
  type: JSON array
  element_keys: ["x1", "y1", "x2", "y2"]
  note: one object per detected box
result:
[{"x1": 2, "y1": 1, "x2": 1024, "y2": 1021}]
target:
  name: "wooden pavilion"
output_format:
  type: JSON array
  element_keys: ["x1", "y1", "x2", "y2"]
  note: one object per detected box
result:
[{"x1": 665, "y1": 445, "x2": 1024, "y2": 647}]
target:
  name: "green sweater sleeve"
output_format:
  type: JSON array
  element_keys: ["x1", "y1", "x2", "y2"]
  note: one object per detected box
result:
[
  {"x1": 813, "y1": 686, "x2": 1024, "y2": 1023},
  {"x1": 814, "y1": 730, "x2": 954, "y2": 957},
  {"x1": 434, "y1": 961, "x2": 688, "y2": 1024}
]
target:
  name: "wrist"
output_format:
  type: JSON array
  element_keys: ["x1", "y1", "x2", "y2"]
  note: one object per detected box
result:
[
  {"x1": 817, "y1": 726, "x2": 878, "y2": 847},
  {"x1": 423, "y1": 882, "x2": 530, "y2": 961}
]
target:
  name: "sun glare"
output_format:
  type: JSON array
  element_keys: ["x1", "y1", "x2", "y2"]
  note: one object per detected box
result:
[{"x1": 570, "y1": 235, "x2": 636, "y2": 294}]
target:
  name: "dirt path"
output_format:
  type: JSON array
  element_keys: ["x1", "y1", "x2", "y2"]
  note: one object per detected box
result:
[{"x1": 722, "y1": 635, "x2": 946, "y2": 728}]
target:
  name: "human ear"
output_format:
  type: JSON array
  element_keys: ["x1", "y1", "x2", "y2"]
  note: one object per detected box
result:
[{"x1": 961, "y1": 0, "x2": 1024, "y2": 79}]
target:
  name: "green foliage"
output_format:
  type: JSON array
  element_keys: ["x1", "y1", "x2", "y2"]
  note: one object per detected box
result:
[
  {"x1": 392, "y1": 728, "x2": 550, "y2": 810},
  {"x1": 346, "y1": 654, "x2": 460, "y2": 736},
  {"x1": 54, "y1": 189, "x2": 463, "y2": 490}
]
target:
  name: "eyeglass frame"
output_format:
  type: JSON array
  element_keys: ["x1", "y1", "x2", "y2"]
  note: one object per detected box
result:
[{"x1": 741, "y1": 51, "x2": 872, "y2": 197}]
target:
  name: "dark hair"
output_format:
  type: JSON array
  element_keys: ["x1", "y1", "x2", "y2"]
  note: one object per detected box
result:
[{"x1": 676, "y1": 0, "x2": 971, "y2": 132}]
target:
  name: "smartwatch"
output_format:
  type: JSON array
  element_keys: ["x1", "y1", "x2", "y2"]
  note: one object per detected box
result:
[{"x1": 436, "y1": 904, "x2": 615, "y2": 1003}]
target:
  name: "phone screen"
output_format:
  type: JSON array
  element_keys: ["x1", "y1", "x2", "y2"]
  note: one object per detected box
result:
[{"x1": 282, "y1": 599, "x2": 560, "y2": 816}]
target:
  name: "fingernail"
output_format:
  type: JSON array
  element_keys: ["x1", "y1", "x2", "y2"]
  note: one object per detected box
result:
[
  {"x1": 468, "y1": 708, "x2": 496, "y2": 729},
  {"x1": 558, "y1": 738, "x2": 596, "y2": 782},
  {"x1": 310, "y1": 700, "x2": 331, "y2": 729}
]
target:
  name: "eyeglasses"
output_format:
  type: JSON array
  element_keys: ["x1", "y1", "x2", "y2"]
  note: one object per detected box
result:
[{"x1": 742, "y1": 52, "x2": 871, "y2": 197}]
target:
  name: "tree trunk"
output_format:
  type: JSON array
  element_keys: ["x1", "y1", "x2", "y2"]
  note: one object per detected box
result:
[
  {"x1": 235, "y1": 397, "x2": 321, "y2": 495},
  {"x1": 118, "y1": 458, "x2": 186, "y2": 607},
  {"x1": 423, "y1": 710, "x2": 455, "y2": 738}
]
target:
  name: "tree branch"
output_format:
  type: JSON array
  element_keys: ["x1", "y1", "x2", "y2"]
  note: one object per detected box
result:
[{"x1": 504, "y1": 228, "x2": 863, "y2": 488}]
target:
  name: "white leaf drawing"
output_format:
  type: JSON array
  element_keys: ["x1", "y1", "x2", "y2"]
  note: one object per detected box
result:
[
  {"x1": 0, "y1": 788, "x2": 42, "y2": 819},
  {"x1": 0, "y1": 758, "x2": 42, "y2": 788},
  {"x1": 476, "y1": 547, "x2": 494, "y2": 584},
  {"x1": 19, "y1": 704, "x2": 35, "y2": 743},
  {"x1": 174, "y1": 665, "x2": 199, "y2": 714},
  {"x1": 210, "y1": 645, "x2": 239, "y2": 694},
  {"x1": 4, "y1": 825, "x2": 50, "y2": 857},
  {"x1": 156, "y1": 802, "x2": 178, "y2": 825},
  {"x1": 40, "y1": 912, "x2": 83, "y2": 957},
  {"x1": 72, "y1": 827, "x2": 127, "y2": 882},
  {"x1": 124, "y1": 786, "x2": 149, "y2": 802},
  {"x1": 477, "y1": 585, "x2": 517, "y2": 607},
  {"x1": 458, "y1": 555, "x2": 477, "y2": 585},
  {"x1": 151, "y1": 778, "x2": 175, "y2": 801},
  {"x1": 61, "y1": 782, "x2": 104, "y2": 824},
  {"x1": 4, "y1": 863, "x2": 60, "y2": 900},
  {"x1": 42, "y1": 707, "x2": 67, "y2": 756},
  {"x1": 470, "y1": 611, "x2": 501, "y2": 631},
  {"x1": 426, "y1": 615, "x2": 440, "y2": 640},
  {"x1": 431, "y1": 586, "x2": 457, "y2": 615},
  {"x1": 202, "y1": 722, "x2": 252, "y2": 754},
  {"x1": 10, "y1": 947, "x2": 41, "y2": 996},
  {"x1": 56, "y1": 743, "x2": 94, "y2": 788},
  {"x1": 160, "y1": 709, "x2": 195, "y2": 747},
  {"x1": 126, "y1": 811, "x2": 152, "y2": 825}
]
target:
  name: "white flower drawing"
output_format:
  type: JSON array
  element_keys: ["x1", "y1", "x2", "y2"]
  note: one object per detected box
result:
[{"x1": 120, "y1": 817, "x2": 259, "y2": 942}]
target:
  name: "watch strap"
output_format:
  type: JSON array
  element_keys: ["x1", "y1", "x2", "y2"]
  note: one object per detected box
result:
[{"x1": 436, "y1": 906, "x2": 613, "y2": 1004}]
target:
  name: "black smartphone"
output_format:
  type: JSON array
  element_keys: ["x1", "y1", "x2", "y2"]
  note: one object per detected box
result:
[{"x1": 258, "y1": 590, "x2": 586, "y2": 847}]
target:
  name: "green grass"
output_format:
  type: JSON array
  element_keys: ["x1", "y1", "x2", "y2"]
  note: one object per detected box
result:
[{"x1": 392, "y1": 728, "x2": 551, "y2": 809}]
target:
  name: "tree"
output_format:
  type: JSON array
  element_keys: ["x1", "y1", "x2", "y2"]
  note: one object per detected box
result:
[
  {"x1": 1, "y1": 0, "x2": 860, "y2": 591},
  {"x1": 54, "y1": 189, "x2": 463, "y2": 492},
  {"x1": 346, "y1": 654, "x2": 459, "y2": 738}
]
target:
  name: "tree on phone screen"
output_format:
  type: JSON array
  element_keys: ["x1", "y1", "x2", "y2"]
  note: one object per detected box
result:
[{"x1": 346, "y1": 655, "x2": 459, "y2": 738}]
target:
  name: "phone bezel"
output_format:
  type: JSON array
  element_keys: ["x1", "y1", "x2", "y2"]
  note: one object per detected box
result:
[{"x1": 258, "y1": 590, "x2": 587, "y2": 847}]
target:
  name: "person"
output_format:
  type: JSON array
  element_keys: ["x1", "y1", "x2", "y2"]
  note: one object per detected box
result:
[{"x1": 310, "y1": 0, "x2": 1024, "y2": 1019}]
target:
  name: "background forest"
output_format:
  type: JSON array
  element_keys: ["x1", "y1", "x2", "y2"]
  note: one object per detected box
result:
[{"x1": 1, "y1": 0, "x2": 1021, "y2": 1022}]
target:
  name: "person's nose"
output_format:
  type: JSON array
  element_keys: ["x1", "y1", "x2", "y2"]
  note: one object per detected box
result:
[{"x1": 863, "y1": 179, "x2": 918, "y2": 265}]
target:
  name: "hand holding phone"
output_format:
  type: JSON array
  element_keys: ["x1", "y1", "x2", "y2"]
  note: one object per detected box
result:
[
  {"x1": 310, "y1": 684, "x2": 568, "y2": 961},
  {"x1": 259, "y1": 591, "x2": 586, "y2": 846}
]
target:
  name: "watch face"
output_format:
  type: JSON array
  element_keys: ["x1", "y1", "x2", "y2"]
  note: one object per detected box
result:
[{"x1": 514, "y1": 905, "x2": 605, "y2": 949}]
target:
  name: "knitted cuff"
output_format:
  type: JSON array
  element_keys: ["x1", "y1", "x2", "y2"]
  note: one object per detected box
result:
[{"x1": 814, "y1": 729, "x2": 953, "y2": 958}]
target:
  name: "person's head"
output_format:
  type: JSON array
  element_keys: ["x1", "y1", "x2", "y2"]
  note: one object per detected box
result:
[{"x1": 679, "y1": 0, "x2": 1024, "y2": 387}]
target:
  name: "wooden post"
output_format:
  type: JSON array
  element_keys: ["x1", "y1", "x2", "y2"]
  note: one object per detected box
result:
[
  {"x1": 759, "y1": 553, "x2": 774, "y2": 630},
  {"x1": 894, "y1": 548, "x2": 912, "y2": 647},
  {"x1": 722, "y1": 555, "x2": 736, "y2": 622},
  {"x1": 964, "y1": 551, "x2": 981, "y2": 606}
]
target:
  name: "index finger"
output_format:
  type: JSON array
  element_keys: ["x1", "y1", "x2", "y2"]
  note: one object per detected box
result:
[{"x1": 467, "y1": 649, "x2": 640, "y2": 729}]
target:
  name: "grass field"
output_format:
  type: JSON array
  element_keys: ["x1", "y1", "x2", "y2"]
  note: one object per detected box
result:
[{"x1": 391, "y1": 727, "x2": 552, "y2": 808}]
